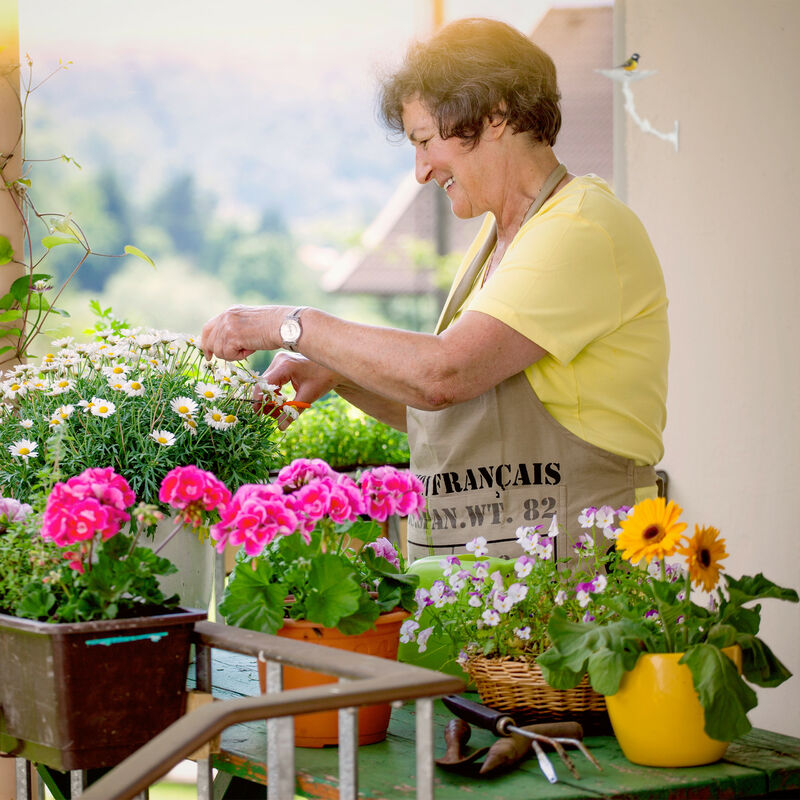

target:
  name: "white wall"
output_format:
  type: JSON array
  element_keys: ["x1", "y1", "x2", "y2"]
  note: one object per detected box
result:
[{"x1": 617, "y1": 0, "x2": 800, "y2": 735}]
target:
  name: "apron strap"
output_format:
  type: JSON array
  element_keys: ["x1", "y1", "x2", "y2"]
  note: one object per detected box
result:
[{"x1": 435, "y1": 162, "x2": 568, "y2": 334}]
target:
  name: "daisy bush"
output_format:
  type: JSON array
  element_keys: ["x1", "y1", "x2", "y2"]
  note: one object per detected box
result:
[
  {"x1": 538, "y1": 497, "x2": 799, "y2": 742},
  {"x1": 0, "y1": 309, "x2": 283, "y2": 510},
  {"x1": 0, "y1": 464, "x2": 229, "y2": 622},
  {"x1": 399, "y1": 507, "x2": 642, "y2": 667},
  {"x1": 217, "y1": 457, "x2": 424, "y2": 636}
]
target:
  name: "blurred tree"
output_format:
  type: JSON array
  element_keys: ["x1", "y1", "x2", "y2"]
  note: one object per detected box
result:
[{"x1": 148, "y1": 172, "x2": 213, "y2": 257}]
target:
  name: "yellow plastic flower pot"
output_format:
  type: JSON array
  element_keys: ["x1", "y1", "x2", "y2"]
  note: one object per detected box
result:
[{"x1": 605, "y1": 645, "x2": 742, "y2": 767}]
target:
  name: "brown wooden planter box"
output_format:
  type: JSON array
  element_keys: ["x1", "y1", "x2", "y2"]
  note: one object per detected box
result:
[{"x1": 0, "y1": 607, "x2": 206, "y2": 770}]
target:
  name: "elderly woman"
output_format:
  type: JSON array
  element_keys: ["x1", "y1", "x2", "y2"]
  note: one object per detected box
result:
[{"x1": 201, "y1": 18, "x2": 669, "y2": 562}]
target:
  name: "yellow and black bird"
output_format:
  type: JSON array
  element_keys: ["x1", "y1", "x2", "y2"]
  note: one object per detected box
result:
[{"x1": 616, "y1": 53, "x2": 640, "y2": 71}]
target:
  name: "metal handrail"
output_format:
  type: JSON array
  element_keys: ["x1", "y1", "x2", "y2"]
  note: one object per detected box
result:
[{"x1": 78, "y1": 620, "x2": 464, "y2": 800}]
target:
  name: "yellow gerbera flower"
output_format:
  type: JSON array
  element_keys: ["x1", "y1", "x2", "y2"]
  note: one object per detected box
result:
[
  {"x1": 616, "y1": 497, "x2": 687, "y2": 565},
  {"x1": 679, "y1": 525, "x2": 729, "y2": 591}
]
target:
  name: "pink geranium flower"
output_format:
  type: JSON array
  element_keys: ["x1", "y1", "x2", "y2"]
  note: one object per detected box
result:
[
  {"x1": 360, "y1": 466, "x2": 425, "y2": 521},
  {"x1": 159, "y1": 465, "x2": 232, "y2": 527},
  {"x1": 274, "y1": 457, "x2": 337, "y2": 490},
  {"x1": 364, "y1": 536, "x2": 400, "y2": 569},
  {"x1": 211, "y1": 484, "x2": 300, "y2": 556}
]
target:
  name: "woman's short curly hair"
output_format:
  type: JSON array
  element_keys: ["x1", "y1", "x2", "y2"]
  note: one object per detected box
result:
[{"x1": 378, "y1": 17, "x2": 561, "y2": 149}]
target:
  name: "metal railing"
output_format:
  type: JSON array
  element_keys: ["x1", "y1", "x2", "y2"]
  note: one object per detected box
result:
[{"x1": 38, "y1": 620, "x2": 464, "y2": 800}]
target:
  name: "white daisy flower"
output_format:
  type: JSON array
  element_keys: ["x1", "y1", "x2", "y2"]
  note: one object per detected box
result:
[
  {"x1": 183, "y1": 417, "x2": 198, "y2": 435},
  {"x1": 222, "y1": 413, "x2": 238, "y2": 427},
  {"x1": 19, "y1": 419, "x2": 34, "y2": 429},
  {"x1": 107, "y1": 378, "x2": 126, "y2": 392},
  {"x1": 102, "y1": 361, "x2": 130, "y2": 379},
  {"x1": 50, "y1": 378, "x2": 75, "y2": 395},
  {"x1": 123, "y1": 379, "x2": 145, "y2": 396},
  {"x1": 90, "y1": 398, "x2": 116, "y2": 417},
  {"x1": 48, "y1": 417, "x2": 65, "y2": 429},
  {"x1": 170, "y1": 396, "x2": 198, "y2": 418},
  {"x1": 204, "y1": 407, "x2": 235, "y2": 431},
  {"x1": 52, "y1": 336, "x2": 75, "y2": 348},
  {"x1": 53, "y1": 404, "x2": 75, "y2": 420},
  {"x1": 2, "y1": 380, "x2": 27, "y2": 399},
  {"x1": 9, "y1": 438, "x2": 38, "y2": 459},
  {"x1": 150, "y1": 429, "x2": 176, "y2": 447},
  {"x1": 194, "y1": 382, "x2": 222, "y2": 401},
  {"x1": 133, "y1": 333, "x2": 159, "y2": 349},
  {"x1": 78, "y1": 398, "x2": 96, "y2": 413}
]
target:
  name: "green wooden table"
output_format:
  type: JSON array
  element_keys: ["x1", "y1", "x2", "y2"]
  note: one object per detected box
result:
[{"x1": 197, "y1": 650, "x2": 800, "y2": 799}]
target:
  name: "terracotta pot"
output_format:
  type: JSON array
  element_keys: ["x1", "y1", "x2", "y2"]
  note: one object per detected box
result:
[
  {"x1": 605, "y1": 645, "x2": 742, "y2": 767},
  {"x1": 257, "y1": 608, "x2": 409, "y2": 747}
]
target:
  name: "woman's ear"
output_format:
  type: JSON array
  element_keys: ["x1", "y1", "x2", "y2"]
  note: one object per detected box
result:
[{"x1": 485, "y1": 107, "x2": 508, "y2": 139}]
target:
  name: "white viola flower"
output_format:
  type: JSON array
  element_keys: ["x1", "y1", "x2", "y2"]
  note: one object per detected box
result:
[
  {"x1": 676, "y1": 589, "x2": 687, "y2": 602},
  {"x1": 546, "y1": 514, "x2": 560, "y2": 537},
  {"x1": 204, "y1": 407, "x2": 235, "y2": 431},
  {"x1": 554, "y1": 589, "x2": 567, "y2": 606},
  {"x1": 19, "y1": 419, "x2": 34, "y2": 429},
  {"x1": 466, "y1": 536, "x2": 488, "y2": 557},
  {"x1": 515, "y1": 525, "x2": 537, "y2": 541},
  {"x1": 493, "y1": 593, "x2": 513, "y2": 614},
  {"x1": 576, "y1": 589, "x2": 592, "y2": 608},
  {"x1": 467, "y1": 591, "x2": 483, "y2": 608},
  {"x1": 101, "y1": 362, "x2": 130, "y2": 379},
  {"x1": 440, "y1": 555, "x2": 460, "y2": 577},
  {"x1": 123, "y1": 379, "x2": 146, "y2": 397},
  {"x1": 90, "y1": 398, "x2": 116, "y2": 417},
  {"x1": 603, "y1": 525, "x2": 622, "y2": 540},
  {"x1": 448, "y1": 570, "x2": 469, "y2": 592},
  {"x1": 507, "y1": 582, "x2": 528, "y2": 604},
  {"x1": 514, "y1": 555, "x2": 534, "y2": 578},
  {"x1": 519, "y1": 531, "x2": 539, "y2": 555},
  {"x1": 50, "y1": 378, "x2": 75, "y2": 395},
  {"x1": 514, "y1": 626, "x2": 532, "y2": 641},
  {"x1": 577, "y1": 507, "x2": 597, "y2": 528},
  {"x1": 194, "y1": 381, "x2": 222, "y2": 401},
  {"x1": 573, "y1": 532, "x2": 595, "y2": 556},
  {"x1": 595, "y1": 505, "x2": 615, "y2": 529},
  {"x1": 9, "y1": 438, "x2": 37, "y2": 459},
  {"x1": 647, "y1": 559, "x2": 662, "y2": 578},
  {"x1": 150, "y1": 429, "x2": 176, "y2": 447},
  {"x1": 535, "y1": 537, "x2": 554, "y2": 560},
  {"x1": 416, "y1": 627, "x2": 435, "y2": 653},
  {"x1": 473, "y1": 562, "x2": 489, "y2": 580},
  {"x1": 593, "y1": 574, "x2": 608, "y2": 593},
  {"x1": 430, "y1": 580, "x2": 454, "y2": 608},
  {"x1": 414, "y1": 588, "x2": 431, "y2": 617},
  {"x1": 616, "y1": 505, "x2": 633, "y2": 521},
  {"x1": 170, "y1": 396, "x2": 199, "y2": 419},
  {"x1": 489, "y1": 570, "x2": 505, "y2": 591},
  {"x1": 399, "y1": 619, "x2": 420, "y2": 644},
  {"x1": 481, "y1": 609, "x2": 501, "y2": 627}
]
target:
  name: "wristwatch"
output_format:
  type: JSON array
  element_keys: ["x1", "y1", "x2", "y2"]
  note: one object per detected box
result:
[{"x1": 279, "y1": 306, "x2": 307, "y2": 351}]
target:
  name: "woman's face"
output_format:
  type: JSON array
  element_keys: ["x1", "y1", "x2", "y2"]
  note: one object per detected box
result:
[{"x1": 401, "y1": 97, "x2": 494, "y2": 219}]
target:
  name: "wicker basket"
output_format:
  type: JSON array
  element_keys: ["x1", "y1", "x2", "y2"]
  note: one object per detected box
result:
[{"x1": 465, "y1": 655, "x2": 609, "y2": 729}]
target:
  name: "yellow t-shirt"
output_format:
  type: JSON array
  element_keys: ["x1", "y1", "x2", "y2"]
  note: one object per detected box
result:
[{"x1": 441, "y1": 175, "x2": 669, "y2": 467}]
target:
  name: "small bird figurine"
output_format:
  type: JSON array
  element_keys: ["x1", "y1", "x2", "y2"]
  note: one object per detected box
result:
[{"x1": 616, "y1": 52, "x2": 640, "y2": 71}]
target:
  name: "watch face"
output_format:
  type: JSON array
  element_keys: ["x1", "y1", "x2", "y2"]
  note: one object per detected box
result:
[{"x1": 281, "y1": 318, "x2": 302, "y2": 343}]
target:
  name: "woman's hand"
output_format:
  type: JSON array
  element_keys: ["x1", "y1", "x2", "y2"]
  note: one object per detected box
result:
[
  {"x1": 256, "y1": 353, "x2": 341, "y2": 428},
  {"x1": 200, "y1": 304, "x2": 282, "y2": 362}
]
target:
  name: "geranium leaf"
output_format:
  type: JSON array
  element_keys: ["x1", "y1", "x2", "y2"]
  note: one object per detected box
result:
[
  {"x1": 681, "y1": 643, "x2": 757, "y2": 741},
  {"x1": 303, "y1": 553, "x2": 362, "y2": 628},
  {"x1": 586, "y1": 648, "x2": 631, "y2": 696},
  {"x1": 219, "y1": 559, "x2": 287, "y2": 634},
  {"x1": 335, "y1": 592, "x2": 381, "y2": 635},
  {"x1": 705, "y1": 623, "x2": 738, "y2": 648}
]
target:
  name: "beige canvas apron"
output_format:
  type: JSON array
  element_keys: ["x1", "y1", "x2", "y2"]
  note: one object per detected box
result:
[{"x1": 406, "y1": 164, "x2": 657, "y2": 562}]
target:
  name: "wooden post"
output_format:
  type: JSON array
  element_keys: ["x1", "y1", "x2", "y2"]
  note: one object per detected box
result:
[
  {"x1": 0, "y1": 0, "x2": 24, "y2": 372},
  {"x1": 0, "y1": 1, "x2": 22, "y2": 790}
]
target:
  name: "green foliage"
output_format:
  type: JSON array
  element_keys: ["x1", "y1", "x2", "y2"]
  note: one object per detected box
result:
[
  {"x1": 0, "y1": 515, "x2": 179, "y2": 624},
  {"x1": 278, "y1": 395, "x2": 409, "y2": 469}
]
